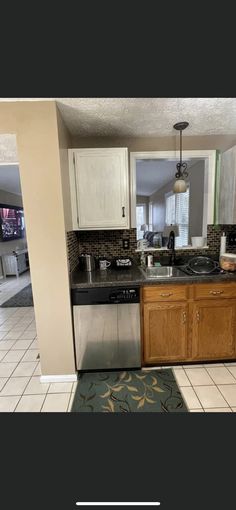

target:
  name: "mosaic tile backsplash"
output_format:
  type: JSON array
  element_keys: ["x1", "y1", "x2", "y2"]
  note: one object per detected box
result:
[
  {"x1": 66, "y1": 225, "x2": 236, "y2": 272},
  {"x1": 66, "y1": 231, "x2": 80, "y2": 273}
]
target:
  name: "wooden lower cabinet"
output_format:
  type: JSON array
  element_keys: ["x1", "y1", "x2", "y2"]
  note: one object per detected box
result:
[
  {"x1": 142, "y1": 283, "x2": 236, "y2": 364},
  {"x1": 191, "y1": 299, "x2": 236, "y2": 360},
  {"x1": 143, "y1": 301, "x2": 188, "y2": 364}
]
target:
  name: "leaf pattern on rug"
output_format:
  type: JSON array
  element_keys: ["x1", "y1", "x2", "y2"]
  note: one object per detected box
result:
[{"x1": 71, "y1": 369, "x2": 188, "y2": 413}]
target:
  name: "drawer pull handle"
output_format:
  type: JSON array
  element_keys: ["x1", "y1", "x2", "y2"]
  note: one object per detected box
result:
[
  {"x1": 209, "y1": 290, "x2": 224, "y2": 295},
  {"x1": 196, "y1": 311, "x2": 200, "y2": 322},
  {"x1": 122, "y1": 206, "x2": 125, "y2": 217},
  {"x1": 160, "y1": 292, "x2": 173, "y2": 297},
  {"x1": 182, "y1": 311, "x2": 187, "y2": 324}
]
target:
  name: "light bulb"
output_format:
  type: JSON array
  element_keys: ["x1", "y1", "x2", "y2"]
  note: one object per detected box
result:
[{"x1": 173, "y1": 179, "x2": 187, "y2": 193}]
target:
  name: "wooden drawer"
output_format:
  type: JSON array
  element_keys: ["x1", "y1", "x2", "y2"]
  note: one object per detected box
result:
[
  {"x1": 193, "y1": 282, "x2": 236, "y2": 300},
  {"x1": 142, "y1": 285, "x2": 188, "y2": 302}
]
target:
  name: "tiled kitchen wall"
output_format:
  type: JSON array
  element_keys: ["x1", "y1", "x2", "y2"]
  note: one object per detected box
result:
[
  {"x1": 207, "y1": 224, "x2": 236, "y2": 254},
  {"x1": 66, "y1": 231, "x2": 80, "y2": 272},
  {"x1": 76, "y1": 228, "x2": 137, "y2": 258},
  {"x1": 66, "y1": 225, "x2": 236, "y2": 272}
]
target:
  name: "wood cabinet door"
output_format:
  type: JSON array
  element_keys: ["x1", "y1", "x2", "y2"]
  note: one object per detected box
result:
[
  {"x1": 191, "y1": 299, "x2": 236, "y2": 360},
  {"x1": 70, "y1": 148, "x2": 129, "y2": 230},
  {"x1": 143, "y1": 302, "x2": 188, "y2": 364}
]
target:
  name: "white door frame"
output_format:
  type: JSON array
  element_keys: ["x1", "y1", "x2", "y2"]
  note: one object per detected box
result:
[{"x1": 130, "y1": 150, "x2": 216, "y2": 238}]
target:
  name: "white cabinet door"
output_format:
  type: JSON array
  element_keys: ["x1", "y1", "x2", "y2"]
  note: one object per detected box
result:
[
  {"x1": 69, "y1": 148, "x2": 129, "y2": 230},
  {"x1": 218, "y1": 145, "x2": 236, "y2": 224}
]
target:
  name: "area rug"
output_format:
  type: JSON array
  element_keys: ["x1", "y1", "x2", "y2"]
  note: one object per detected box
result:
[
  {"x1": 0, "y1": 284, "x2": 33, "y2": 307},
  {"x1": 71, "y1": 369, "x2": 188, "y2": 413}
]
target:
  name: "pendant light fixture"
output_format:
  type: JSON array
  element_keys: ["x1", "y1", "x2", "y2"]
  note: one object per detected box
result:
[{"x1": 173, "y1": 121, "x2": 189, "y2": 193}]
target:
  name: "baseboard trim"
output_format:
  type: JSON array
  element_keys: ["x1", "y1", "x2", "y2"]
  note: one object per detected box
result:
[{"x1": 40, "y1": 374, "x2": 78, "y2": 383}]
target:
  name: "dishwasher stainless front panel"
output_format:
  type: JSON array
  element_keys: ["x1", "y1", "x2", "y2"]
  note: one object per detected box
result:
[{"x1": 73, "y1": 303, "x2": 141, "y2": 371}]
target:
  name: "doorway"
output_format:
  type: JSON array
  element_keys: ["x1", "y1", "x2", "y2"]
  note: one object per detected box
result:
[{"x1": 0, "y1": 163, "x2": 31, "y2": 305}]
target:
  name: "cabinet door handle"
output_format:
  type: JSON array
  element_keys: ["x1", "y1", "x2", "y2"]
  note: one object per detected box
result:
[
  {"x1": 122, "y1": 206, "x2": 125, "y2": 218},
  {"x1": 160, "y1": 292, "x2": 173, "y2": 297},
  {"x1": 182, "y1": 311, "x2": 187, "y2": 324},
  {"x1": 209, "y1": 290, "x2": 224, "y2": 295},
  {"x1": 196, "y1": 311, "x2": 200, "y2": 322}
]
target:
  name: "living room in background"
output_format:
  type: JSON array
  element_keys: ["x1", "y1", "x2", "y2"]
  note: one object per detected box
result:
[{"x1": 0, "y1": 163, "x2": 29, "y2": 282}]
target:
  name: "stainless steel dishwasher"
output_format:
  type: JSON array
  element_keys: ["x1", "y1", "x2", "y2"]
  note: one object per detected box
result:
[{"x1": 71, "y1": 286, "x2": 141, "y2": 371}]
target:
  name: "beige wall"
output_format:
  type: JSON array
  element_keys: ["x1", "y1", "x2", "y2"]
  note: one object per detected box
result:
[
  {"x1": 188, "y1": 160, "x2": 205, "y2": 238},
  {"x1": 0, "y1": 188, "x2": 23, "y2": 207},
  {"x1": 56, "y1": 108, "x2": 73, "y2": 232},
  {"x1": 0, "y1": 101, "x2": 75, "y2": 376},
  {"x1": 71, "y1": 135, "x2": 236, "y2": 152},
  {"x1": 136, "y1": 195, "x2": 149, "y2": 226}
]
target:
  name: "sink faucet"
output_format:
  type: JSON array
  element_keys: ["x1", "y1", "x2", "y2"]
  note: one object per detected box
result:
[{"x1": 167, "y1": 230, "x2": 176, "y2": 266}]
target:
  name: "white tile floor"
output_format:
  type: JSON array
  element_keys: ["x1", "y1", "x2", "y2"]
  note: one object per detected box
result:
[
  {"x1": 172, "y1": 364, "x2": 236, "y2": 411},
  {"x1": 0, "y1": 274, "x2": 75, "y2": 412},
  {"x1": 1, "y1": 274, "x2": 236, "y2": 413}
]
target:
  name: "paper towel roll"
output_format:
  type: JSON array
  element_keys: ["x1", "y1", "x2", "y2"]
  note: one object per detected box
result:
[{"x1": 220, "y1": 232, "x2": 226, "y2": 256}]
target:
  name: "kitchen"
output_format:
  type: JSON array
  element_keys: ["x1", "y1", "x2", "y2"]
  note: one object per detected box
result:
[
  {"x1": 64, "y1": 106, "x2": 236, "y2": 412},
  {"x1": 1, "y1": 98, "x2": 236, "y2": 412}
]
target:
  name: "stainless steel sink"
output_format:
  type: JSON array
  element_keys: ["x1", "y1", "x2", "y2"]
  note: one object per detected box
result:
[{"x1": 140, "y1": 266, "x2": 185, "y2": 278}]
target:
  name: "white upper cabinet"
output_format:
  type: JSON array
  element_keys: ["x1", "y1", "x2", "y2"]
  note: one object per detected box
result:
[
  {"x1": 69, "y1": 148, "x2": 130, "y2": 230},
  {"x1": 218, "y1": 145, "x2": 236, "y2": 224}
]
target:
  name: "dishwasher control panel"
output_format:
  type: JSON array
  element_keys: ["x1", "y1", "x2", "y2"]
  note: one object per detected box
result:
[
  {"x1": 109, "y1": 288, "x2": 139, "y2": 303},
  {"x1": 71, "y1": 286, "x2": 140, "y2": 305}
]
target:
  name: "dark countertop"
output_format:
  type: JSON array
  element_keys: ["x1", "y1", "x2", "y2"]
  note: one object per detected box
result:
[
  {"x1": 70, "y1": 264, "x2": 236, "y2": 289},
  {"x1": 70, "y1": 265, "x2": 144, "y2": 288}
]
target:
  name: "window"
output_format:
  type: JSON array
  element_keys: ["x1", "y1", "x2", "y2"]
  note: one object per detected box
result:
[
  {"x1": 136, "y1": 204, "x2": 146, "y2": 240},
  {"x1": 148, "y1": 202, "x2": 153, "y2": 231},
  {"x1": 165, "y1": 187, "x2": 190, "y2": 247}
]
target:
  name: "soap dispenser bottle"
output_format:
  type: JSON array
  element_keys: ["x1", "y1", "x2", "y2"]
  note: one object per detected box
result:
[
  {"x1": 220, "y1": 231, "x2": 226, "y2": 256},
  {"x1": 140, "y1": 251, "x2": 146, "y2": 267}
]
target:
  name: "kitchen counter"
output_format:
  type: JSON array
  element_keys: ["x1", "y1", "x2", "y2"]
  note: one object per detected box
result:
[
  {"x1": 70, "y1": 265, "x2": 144, "y2": 288},
  {"x1": 70, "y1": 264, "x2": 236, "y2": 289}
]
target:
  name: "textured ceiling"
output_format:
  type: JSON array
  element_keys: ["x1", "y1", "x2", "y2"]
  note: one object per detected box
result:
[
  {"x1": 0, "y1": 134, "x2": 18, "y2": 163},
  {"x1": 55, "y1": 98, "x2": 236, "y2": 137},
  {"x1": 1, "y1": 98, "x2": 236, "y2": 137}
]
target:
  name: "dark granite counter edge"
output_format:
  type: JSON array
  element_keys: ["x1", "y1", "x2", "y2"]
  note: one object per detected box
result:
[{"x1": 70, "y1": 265, "x2": 236, "y2": 289}]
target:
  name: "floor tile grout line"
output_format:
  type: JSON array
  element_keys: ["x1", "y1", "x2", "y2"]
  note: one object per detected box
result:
[
  {"x1": 67, "y1": 390, "x2": 75, "y2": 412},
  {"x1": 192, "y1": 383, "x2": 230, "y2": 408},
  {"x1": 184, "y1": 385, "x2": 203, "y2": 410},
  {"x1": 177, "y1": 367, "x2": 192, "y2": 386},
  {"x1": 174, "y1": 377, "x2": 203, "y2": 411},
  {"x1": 205, "y1": 364, "x2": 236, "y2": 384},
  {"x1": 215, "y1": 384, "x2": 236, "y2": 407},
  {"x1": 224, "y1": 365, "x2": 236, "y2": 381},
  {"x1": 0, "y1": 334, "x2": 37, "y2": 383},
  {"x1": 183, "y1": 365, "x2": 236, "y2": 387},
  {"x1": 180, "y1": 382, "x2": 236, "y2": 387}
]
